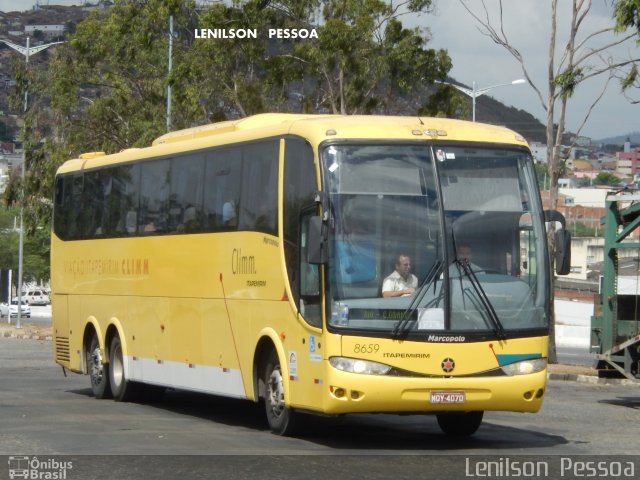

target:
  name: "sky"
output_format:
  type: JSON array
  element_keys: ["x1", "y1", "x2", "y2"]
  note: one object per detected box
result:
[
  {"x1": 422, "y1": 1, "x2": 639, "y2": 141},
  {"x1": 1, "y1": 0, "x2": 639, "y2": 141}
]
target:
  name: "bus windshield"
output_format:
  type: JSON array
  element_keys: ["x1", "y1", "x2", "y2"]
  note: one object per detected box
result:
[{"x1": 322, "y1": 142, "x2": 548, "y2": 338}]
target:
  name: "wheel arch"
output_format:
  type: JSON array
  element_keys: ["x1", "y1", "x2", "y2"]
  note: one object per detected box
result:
[
  {"x1": 252, "y1": 329, "x2": 288, "y2": 403},
  {"x1": 105, "y1": 318, "x2": 128, "y2": 362},
  {"x1": 81, "y1": 317, "x2": 103, "y2": 374}
]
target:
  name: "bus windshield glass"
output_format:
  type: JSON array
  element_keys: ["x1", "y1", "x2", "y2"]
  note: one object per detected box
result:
[{"x1": 322, "y1": 142, "x2": 548, "y2": 338}]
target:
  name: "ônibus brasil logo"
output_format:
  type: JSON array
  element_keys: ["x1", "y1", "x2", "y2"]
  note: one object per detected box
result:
[{"x1": 8, "y1": 456, "x2": 73, "y2": 479}]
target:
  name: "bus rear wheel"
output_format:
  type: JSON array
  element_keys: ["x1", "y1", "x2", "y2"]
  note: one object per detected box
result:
[
  {"x1": 436, "y1": 411, "x2": 484, "y2": 436},
  {"x1": 264, "y1": 350, "x2": 299, "y2": 435},
  {"x1": 87, "y1": 332, "x2": 112, "y2": 399},
  {"x1": 109, "y1": 335, "x2": 141, "y2": 402}
]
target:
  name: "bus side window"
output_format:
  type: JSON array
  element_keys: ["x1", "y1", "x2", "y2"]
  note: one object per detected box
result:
[
  {"x1": 109, "y1": 164, "x2": 139, "y2": 236},
  {"x1": 239, "y1": 141, "x2": 279, "y2": 235},
  {"x1": 138, "y1": 159, "x2": 170, "y2": 234},
  {"x1": 53, "y1": 176, "x2": 68, "y2": 239},
  {"x1": 69, "y1": 174, "x2": 84, "y2": 239},
  {"x1": 169, "y1": 153, "x2": 205, "y2": 233},
  {"x1": 203, "y1": 149, "x2": 241, "y2": 232}
]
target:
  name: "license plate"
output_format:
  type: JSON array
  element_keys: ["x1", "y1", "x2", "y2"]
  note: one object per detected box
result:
[{"x1": 430, "y1": 390, "x2": 465, "y2": 404}]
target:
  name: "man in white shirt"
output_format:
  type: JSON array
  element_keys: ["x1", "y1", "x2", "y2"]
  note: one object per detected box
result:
[{"x1": 382, "y1": 254, "x2": 418, "y2": 297}]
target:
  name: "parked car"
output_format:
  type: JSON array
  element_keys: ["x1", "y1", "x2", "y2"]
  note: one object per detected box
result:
[
  {"x1": 0, "y1": 299, "x2": 31, "y2": 318},
  {"x1": 22, "y1": 289, "x2": 50, "y2": 306}
]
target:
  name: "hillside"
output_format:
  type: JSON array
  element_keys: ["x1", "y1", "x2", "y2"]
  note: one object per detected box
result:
[
  {"x1": 596, "y1": 132, "x2": 640, "y2": 145},
  {"x1": 1, "y1": 4, "x2": 547, "y2": 144},
  {"x1": 474, "y1": 94, "x2": 546, "y2": 143}
]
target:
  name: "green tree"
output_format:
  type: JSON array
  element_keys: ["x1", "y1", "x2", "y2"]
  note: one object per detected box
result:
[
  {"x1": 8, "y1": 0, "x2": 454, "y2": 238},
  {"x1": 419, "y1": 83, "x2": 470, "y2": 118},
  {"x1": 614, "y1": 0, "x2": 640, "y2": 98},
  {"x1": 0, "y1": 206, "x2": 48, "y2": 286},
  {"x1": 4, "y1": 0, "x2": 201, "y2": 240},
  {"x1": 570, "y1": 221, "x2": 602, "y2": 238},
  {"x1": 47, "y1": 0, "x2": 199, "y2": 153},
  {"x1": 593, "y1": 171, "x2": 622, "y2": 186},
  {"x1": 176, "y1": 0, "x2": 290, "y2": 119},
  {"x1": 615, "y1": 0, "x2": 640, "y2": 33},
  {"x1": 289, "y1": 0, "x2": 452, "y2": 114}
]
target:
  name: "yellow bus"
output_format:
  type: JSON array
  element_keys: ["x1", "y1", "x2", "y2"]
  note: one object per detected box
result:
[{"x1": 51, "y1": 114, "x2": 569, "y2": 436}]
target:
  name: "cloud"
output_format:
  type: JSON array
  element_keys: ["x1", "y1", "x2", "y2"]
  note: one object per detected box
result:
[{"x1": 422, "y1": 0, "x2": 639, "y2": 140}]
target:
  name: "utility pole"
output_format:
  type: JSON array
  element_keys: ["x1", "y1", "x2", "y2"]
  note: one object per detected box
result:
[{"x1": 167, "y1": 15, "x2": 173, "y2": 133}]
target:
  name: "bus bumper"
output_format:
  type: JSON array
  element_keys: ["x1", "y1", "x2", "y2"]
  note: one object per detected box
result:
[{"x1": 318, "y1": 367, "x2": 547, "y2": 415}]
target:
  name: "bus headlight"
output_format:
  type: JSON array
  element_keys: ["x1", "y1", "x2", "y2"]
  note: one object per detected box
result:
[
  {"x1": 501, "y1": 358, "x2": 547, "y2": 376},
  {"x1": 329, "y1": 357, "x2": 392, "y2": 375}
]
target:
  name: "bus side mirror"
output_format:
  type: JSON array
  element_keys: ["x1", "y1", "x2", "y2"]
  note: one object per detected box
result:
[
  {"x1": 555, "y1": 229, "x2": 571, "y2": 275},
  {"x1": 307, "y1": 216, "x2": 328, "y2": 265}
]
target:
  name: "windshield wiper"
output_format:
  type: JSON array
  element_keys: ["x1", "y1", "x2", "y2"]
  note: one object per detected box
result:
[
  {"x1": 456, "y1": 259, "x2": 507, "y2": 339},
  {"x1": 393, "y1": 259, "x2": 443, "y2": 336}
]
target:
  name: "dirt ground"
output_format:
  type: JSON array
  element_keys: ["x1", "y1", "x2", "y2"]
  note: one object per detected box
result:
[
  {"x1": 0, "y1": 322, "x2": 53, "y2": 339},
  {"x1": 547, "y1": 363, "x2": 597, "y2": 376}
]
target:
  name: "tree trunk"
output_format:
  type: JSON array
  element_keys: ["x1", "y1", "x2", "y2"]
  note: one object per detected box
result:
[{"x1": 546, "y1": 0, "x2": 559, "y2": 364}]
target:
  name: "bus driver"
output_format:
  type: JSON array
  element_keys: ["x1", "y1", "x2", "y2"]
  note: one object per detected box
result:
[{"x1": 382, "y1": 254, "x2": 418, "y2": 297}]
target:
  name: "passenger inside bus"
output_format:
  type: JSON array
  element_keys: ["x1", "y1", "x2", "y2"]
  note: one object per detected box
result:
[{"x1": 223, "y1": 199, "x2": 237, "y2": 226}]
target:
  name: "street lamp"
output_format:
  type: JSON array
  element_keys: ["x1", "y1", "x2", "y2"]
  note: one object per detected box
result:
[
  {"x1": 435, "y1": 78, "x2": 526, "y2": 122},
  {"x1": 1, "y1": 37, "x2": 64, "y2": 329}
]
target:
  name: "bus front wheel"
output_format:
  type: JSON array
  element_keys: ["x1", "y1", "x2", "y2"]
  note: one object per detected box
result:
[
  {"x1": 87, "y1": 332, "x2": 112, "y2": 399},
  {"x1": 436, "y1": 411, "x2": 484, "y2": 436},
  {"x1": 109, "y1": 335, "x2": 141, "y2": 402},
  {"x1": 264, "y1": 350, "x2": 299, "y2": 435}
]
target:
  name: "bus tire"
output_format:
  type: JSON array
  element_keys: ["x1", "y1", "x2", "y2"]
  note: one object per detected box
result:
[
  {"x1": 108, "y1": 335, "x2": 141, "y2": 402},
  {"x1": 264, "y1": 350, "x2": 299, "y2": 435},
  {"x1": 436, "y1": 411, "x2": 484, "y2": 436},
  {"x1": 87, "y1": 332, "x2": 112, "y2": 399}
]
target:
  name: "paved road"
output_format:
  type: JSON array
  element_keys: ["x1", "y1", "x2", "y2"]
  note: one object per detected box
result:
[
  {"x1": 1, "y1": 331, "x2": 637, "y2": 479},
  {"x1": 557, "y1": 345, "x2": 595, "y2": 366},
  {"x1": 1, "y1": 337, "x2": 638, "y2": 451}
]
